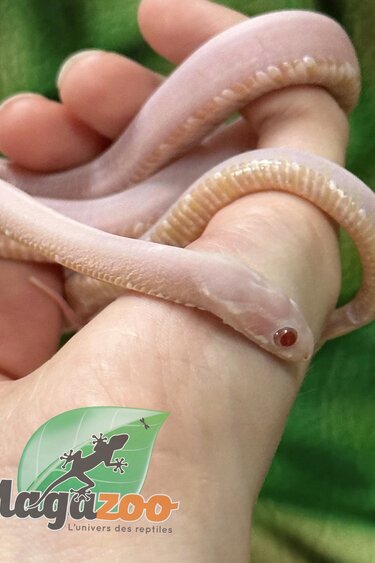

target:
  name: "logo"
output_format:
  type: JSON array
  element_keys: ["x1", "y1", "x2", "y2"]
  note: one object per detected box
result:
[{"x1": 0, "y1": 407, "x2": 179, "y2": 530}]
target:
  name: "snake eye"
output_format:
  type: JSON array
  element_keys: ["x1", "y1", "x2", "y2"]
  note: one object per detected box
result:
[{"x1": 273, "y1": 327, "x2": 298, "y2": 347}]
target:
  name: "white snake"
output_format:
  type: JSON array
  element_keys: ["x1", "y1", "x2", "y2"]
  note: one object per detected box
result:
[{"x1": 0, "y1": 10, "x2": 373, "y2": 362}]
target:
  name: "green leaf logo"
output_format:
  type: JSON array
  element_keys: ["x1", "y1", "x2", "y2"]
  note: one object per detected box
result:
[{"x1": 17, "y1": 407, "x2": 168, "y2": 499}]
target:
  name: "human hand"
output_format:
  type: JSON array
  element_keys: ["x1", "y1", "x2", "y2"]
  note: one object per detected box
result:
[{"x1": 0, "y1": 0, "x2": 346, "y2": 560}]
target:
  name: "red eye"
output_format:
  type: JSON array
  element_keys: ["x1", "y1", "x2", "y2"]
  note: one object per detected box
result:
[{"x1": 273, "y1": 327, "x2": 298, "y2": 347}]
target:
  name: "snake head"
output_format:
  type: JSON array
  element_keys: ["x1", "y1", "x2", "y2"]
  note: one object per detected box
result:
[{"x1": 197, "y1": 254, "x2": 315, "y2": 362}]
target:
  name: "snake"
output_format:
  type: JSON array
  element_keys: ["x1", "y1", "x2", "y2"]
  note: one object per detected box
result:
[{"x1": 0, "y1": 10, "x2": 373, "y2": 362}]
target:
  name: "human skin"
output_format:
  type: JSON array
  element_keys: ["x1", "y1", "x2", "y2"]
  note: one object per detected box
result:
[{"x1": 0, "y1": 0, "x2": 348, "y2": 561}]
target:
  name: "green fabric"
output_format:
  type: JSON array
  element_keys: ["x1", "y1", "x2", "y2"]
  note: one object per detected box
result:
[{"x1": 0, "y1": 1, "x2": 374, "y2": 560}]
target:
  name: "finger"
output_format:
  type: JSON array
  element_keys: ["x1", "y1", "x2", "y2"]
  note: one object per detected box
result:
[
  {"x1": 242, "y1": 85, "x2": 349, "y2": 165},
  {"x1": 139, "y1": 0, "x2": 349, "y2": 163},
  {"x1": 57, "y1": 50, "x2": 163, "y2": 139},
  {"x1": 0, "y1": 94, "x2": 109, "y2": 172},
  {"x1": 0, "y1": 94, "x2": 74, "y2": 377},
  {"x1": 138, "y1": 0, "x2": 246, "y2": 63},
  {"x1": 0, "y1": 95, "x2": 77, "y2": 377},
  {"x1": 0, "y1": 261, "x2": 64, "y2": 379},
  {"x1": 0, "y1": 52, "x2": 163, "y2": 169}
]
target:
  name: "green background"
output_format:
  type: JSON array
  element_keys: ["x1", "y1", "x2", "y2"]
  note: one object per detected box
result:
[{"x1": 0, "y1": 1, "x2": 374, "y2": 560}]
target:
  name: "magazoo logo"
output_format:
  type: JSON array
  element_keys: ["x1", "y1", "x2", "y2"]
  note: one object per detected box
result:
[{"x1": 0, "y1": 407, "x2": 179, "y2": 530}]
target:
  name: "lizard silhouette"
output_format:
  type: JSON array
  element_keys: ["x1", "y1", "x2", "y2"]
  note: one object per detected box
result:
[{"x1": 29, "y1": 432, "x2": 129, "y2": 507}]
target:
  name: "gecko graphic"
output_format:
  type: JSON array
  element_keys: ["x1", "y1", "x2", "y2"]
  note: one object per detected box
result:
[{"x1": 29, "y1": 432, "x2": 129, "y2": 507}]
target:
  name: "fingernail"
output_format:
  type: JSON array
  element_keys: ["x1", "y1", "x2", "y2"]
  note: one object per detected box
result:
[
  {"x1": 0, "y1": 93, "x2": 39, "y2": 115},
  {"x1": 57, "y1": 49, "x2": 104, "y2": 89}
]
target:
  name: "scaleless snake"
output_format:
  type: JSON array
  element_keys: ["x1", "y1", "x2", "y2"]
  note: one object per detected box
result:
[{"x1": 0, "y1": 11, "x2": 373, "y2": 362}]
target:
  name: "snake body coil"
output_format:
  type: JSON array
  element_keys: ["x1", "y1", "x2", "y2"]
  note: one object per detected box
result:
[{"x1": 0, "y1": 11, "x2": 373, "y2": 361}]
